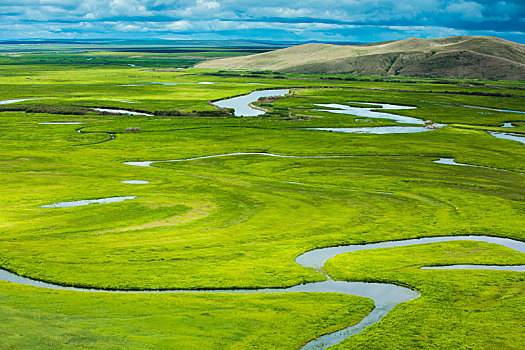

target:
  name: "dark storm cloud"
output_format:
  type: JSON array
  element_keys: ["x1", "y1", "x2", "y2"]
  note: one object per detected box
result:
[{"x1": 0, "y1": 0, "x2": 523, "y2": 43}]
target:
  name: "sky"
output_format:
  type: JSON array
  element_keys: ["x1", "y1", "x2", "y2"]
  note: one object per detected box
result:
[{"x1": 1, "y1": 0, "x2": 524, "y2": 44}]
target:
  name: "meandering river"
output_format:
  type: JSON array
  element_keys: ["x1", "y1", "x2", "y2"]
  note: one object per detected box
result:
[
  {"x1": 4, "y1": 153, "x2": 517, "y2": 349},
  {"x1": 0, "y1": 234, "x2": 523, "y2": 349},
  {"x1": 214, "y1": 89, "x2": 289, "y2": 116},
  {"x1": 4, "y1": 89, "x2": 525, "y2": 348}
]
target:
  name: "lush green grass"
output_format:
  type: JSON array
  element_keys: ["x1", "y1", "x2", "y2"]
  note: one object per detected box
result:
[
  {"x1": 0, "y1": 281, "x2": 373, "y2": 349},
  {"x1": 0, "y1": 42, "x2": 276, "y2": 68},
  {"x1": 0, "y1": 58, "x2": 524, "y2": 348},
  {"x1": 325, "y1": 241, "x2": 525, "y2": 349}
]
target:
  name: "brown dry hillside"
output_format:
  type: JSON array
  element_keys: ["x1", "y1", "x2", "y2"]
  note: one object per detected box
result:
[{"x1": 196, "y1": 36, "x2": 525, "y2": 80}]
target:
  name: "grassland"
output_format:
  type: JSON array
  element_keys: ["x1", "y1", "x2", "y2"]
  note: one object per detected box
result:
[
  {"x1": 0, "y1": 39, "x2": 282, "y2": 69},
  {"x1": 0, "y1": 50, "x2": 524, "y2": 348},
  {"x1": 326, "y1": 241, "x2": 525, "y2": 349},
  {"x1": 0, "y1": 282, "x2": 373, "y2": 349}
]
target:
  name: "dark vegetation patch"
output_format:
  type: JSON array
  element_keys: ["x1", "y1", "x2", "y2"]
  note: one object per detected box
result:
[{"x1": 0, "y1": 103, "x2": 88, "y2": 115}]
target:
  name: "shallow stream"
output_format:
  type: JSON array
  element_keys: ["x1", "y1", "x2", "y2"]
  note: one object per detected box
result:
[
  {"x1": 91, "y1": 108, "x2": 153, "y2": 116},
  {"x1": 214, "y1": 89, "x2": 289, "y2": 116},
  {"x1": 313, "y1": 102, "x2": 424, "y2": 124},
  {"x1": 307, "y1": 126, "x2": 431, "y2": 134},
  {"x1": 0, "y1": 235, "x2": 523, "y2": 349}
]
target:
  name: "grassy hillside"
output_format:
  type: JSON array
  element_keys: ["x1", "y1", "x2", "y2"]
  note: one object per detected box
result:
[{"x1": 196, "y1": 36, "x2": 525, "y2": 80}]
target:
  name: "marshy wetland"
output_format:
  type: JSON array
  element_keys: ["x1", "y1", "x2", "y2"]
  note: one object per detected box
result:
[{"x1": 0, "y1": 53, "x2": 524, "y2": 349}]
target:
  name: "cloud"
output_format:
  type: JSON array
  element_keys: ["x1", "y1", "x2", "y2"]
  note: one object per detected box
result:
[
  {"x1": 115, "y1": 23, "x2": 142, "y2": 32},
  {"x1": 167, "y1": 20, "x2": 192, "y2": 31},
  {"x1": 0, "y1": 0, "x2": 523, "y2": 43},
  {"x1": 446, "y1": 1, "x2": 484, "y2": 21},
  {"x1": 109, "y1": 0, "x2": 149, "y2": 17},
  {"x1": 197, "y1": 0, "x2": 220, "y2": 10}
]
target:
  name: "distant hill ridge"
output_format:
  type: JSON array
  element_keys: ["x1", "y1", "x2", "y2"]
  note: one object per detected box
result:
[{"x1": 196, "y1": 36, "x2": 525, "y2": 80}]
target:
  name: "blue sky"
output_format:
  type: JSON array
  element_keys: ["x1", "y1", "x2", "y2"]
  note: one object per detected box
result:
[{"x1": 1, "y1": 0, "x2": 524, "y2": 43}]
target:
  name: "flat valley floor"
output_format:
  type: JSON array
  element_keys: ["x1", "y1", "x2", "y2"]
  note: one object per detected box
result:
[{"x1": 0, "y1": 54, "x2": 524, "y2": 349}]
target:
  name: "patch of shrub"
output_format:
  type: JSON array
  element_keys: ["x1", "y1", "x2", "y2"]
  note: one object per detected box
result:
[
  {"x1": 196, "y1": 110, "x2": 232, "y2": 117},
  {"x1": 0, "y1": 103, "x2": 87, "y2": 115},
  {"x1": 153, "y1": 110, "x2": 183, "y2": 116},
  {"x1": 153, "y1": 108, "x2": 233, "y2": 117}
]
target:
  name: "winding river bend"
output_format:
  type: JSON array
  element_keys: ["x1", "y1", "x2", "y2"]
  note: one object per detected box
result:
[
  {"x1": 123, "y1": 152, "x2": 352, "y2": 167},
  {"x1": 313, "y1": 102, "x2": 424, "y2": 124},
  {"x1": 1, "y1": 211, "x2": 523, "y2": 349},
  {"x1": 126, "y1": 154, "x2": 525, "y2": 347},
  {"x1": 214, "y1": 89, "x2": 289, "y2": 116}
]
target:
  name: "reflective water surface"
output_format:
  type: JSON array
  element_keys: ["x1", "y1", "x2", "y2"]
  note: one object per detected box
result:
[
  {"x1": 307, "y1": 126, "x2": 432, "y2": 134},
  {"x1": 40, "y1": 196, "x2": 137, "y2": 208},
  {"x1": 5, "y1": 204, "x2": 523, "y2": 349},
  {"x1": 313, "y1": 102, "x2": 424, "y2": 124},
  {"x1": 0, "y1": 98, "x2": 40, "y2": 104},
  {"x1": 92, "y1": 108, "x2": 153, "y2": 116},
  {"x1": 214, "y1": 89, "x2": 289, "y2": 116},
  {"x1": 123, "y1": 152, "x2": 351, "y2": 168},
  {"x1": 489, "y1": 132, "x2": 525, "y2": 146}
]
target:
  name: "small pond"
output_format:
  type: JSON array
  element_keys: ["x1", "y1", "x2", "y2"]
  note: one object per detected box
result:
[
  {"x1": 40, "y1": 196, "x2": 136, "y2": 208},
  {"x1": 92, "y1": 108, "x2": 153, "y2": 116}
]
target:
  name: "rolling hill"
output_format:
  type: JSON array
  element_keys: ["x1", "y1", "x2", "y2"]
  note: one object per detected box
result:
[{"x1": 196, "y1": 36, "x2": 525, "y2": 80}]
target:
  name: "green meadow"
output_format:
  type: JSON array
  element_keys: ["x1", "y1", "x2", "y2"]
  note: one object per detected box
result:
[{"x1": 0, "y1": 50, "x2": 524, "y2": 348}]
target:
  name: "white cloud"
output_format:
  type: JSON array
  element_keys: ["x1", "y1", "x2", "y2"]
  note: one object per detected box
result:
[
  {"x1": 197, "y1": 0, "x2": 220, "y2": 10},
  {"x1": 115, "y1": 23, "x2": 141, "y2": 31},
  {"x1": 167, "y1": 20, "x2": 192, "y2": 31},
  {"x1": 109, "y1": 0, "x2": 149, "y2": 16},
  {"x1": 445, "y1": 1, "x2": 484, "y2": 21}
]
